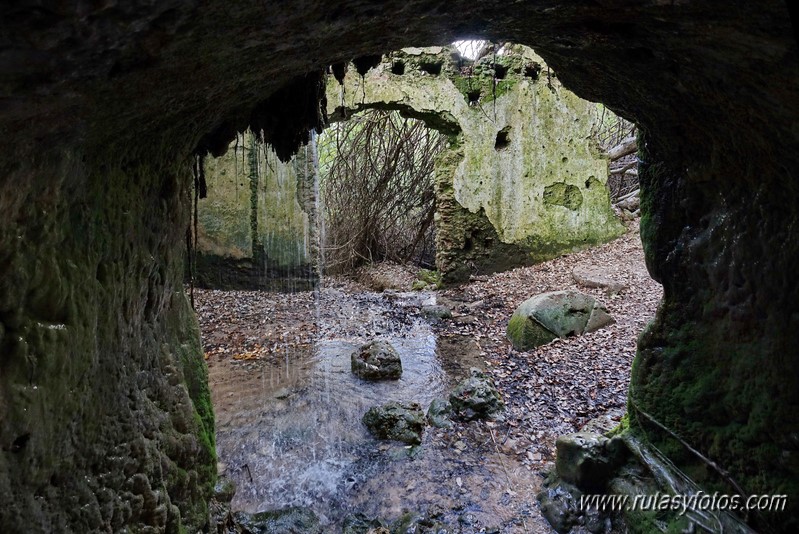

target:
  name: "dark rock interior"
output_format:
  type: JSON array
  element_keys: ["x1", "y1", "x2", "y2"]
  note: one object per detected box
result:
[{"x1": 1, "y1": 1, "x2": 797, "y2": 532}]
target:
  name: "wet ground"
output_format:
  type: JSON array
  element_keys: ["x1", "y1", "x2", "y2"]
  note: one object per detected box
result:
[
  {"x1": 197, "y1": 226, "x2": 662, "y2": 532},
  {"x1": 205, "y1": 289, "x2": 549, "y2": 532}
]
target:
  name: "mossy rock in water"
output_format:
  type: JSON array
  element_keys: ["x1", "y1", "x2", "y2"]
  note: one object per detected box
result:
[
  {"x1": 413, "y1": 268, "x2": 443, "y2": 290},
  {"x1": 362, "y1": 401, "x2": 425, "y2": 444},
  {"x1": 421, "y1": 304, "x2": 452, "y2": 321},
  {"x1": 233, "y1": 507, "x2": 322, "y2": 534},
  {"x1": 351, "y1": 340, "x2": 402, "y2": 380},
  {"x1": 342, "y1": 513, "x2": 390, "y2": 534},
  {"x1": 426, "y1": 397, "x2": 453, "y2": 428},
  {"x1": 507, "y1": 290, "x2": 614, "y2": 351},
  {"x1": 449, "y1": 369, "x2": 504, "y2": 421}
]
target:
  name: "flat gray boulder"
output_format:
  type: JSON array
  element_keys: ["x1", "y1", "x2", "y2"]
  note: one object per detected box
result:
[
  {"x1": 351, "y1": 340, "x2": 402, "y2": 380},
  {"x1": 506, "y1": 290, "x2": 614, "y2": 351},
  {"x1": 572, "y1": 266, "x2": 628, "y2": 294}
]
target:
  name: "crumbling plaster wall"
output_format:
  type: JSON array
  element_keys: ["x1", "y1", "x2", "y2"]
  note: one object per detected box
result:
[
  {"x1": 327, "y1": 45, "x2": 624, "y2": 281},
  {"x1": 0, "y1": 0, "x2": 797, "y2": 532}
]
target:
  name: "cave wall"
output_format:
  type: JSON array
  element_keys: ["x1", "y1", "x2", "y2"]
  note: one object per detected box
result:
[
  {"x1": 0, "y1": 149, "x2": 215, "y2": 531},
  {"x1": 194, "y1": 131, "x2": 317, "y2": 291},
  {"x1": 327, "y1": 45, "x2": 624, "y2": 282},
  {"x1": 1, "y1": 0, "x2": 797, "y2": 532}
]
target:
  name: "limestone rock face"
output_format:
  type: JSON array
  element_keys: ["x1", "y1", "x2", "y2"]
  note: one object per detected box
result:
[
  {"x1": 449, "y1": 370, "x2": 505, "y2": 420},
  {"x1": 351, "y1": 340, "x2": 403, "y2": 380},
  {"x1": 2, "y1": 1, "x2": 798, "y2": 532},
  {"x1": 362, "y1": 402, "x2": 425, "y2": 444},
  {"x1": 507, "y1": 290, "x2": 614, "y2": 350},
  {"x1": 195, "y1": 131, "x2": 319, "y2": 290}
]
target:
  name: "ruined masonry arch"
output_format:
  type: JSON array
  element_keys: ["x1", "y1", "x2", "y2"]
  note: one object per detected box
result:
[{"x1": 326, "y1": 45, "x2": 624, "y2": 282}]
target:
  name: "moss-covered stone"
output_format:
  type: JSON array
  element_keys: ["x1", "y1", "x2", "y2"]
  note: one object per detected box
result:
[
  {"x1": 362, "y1": 401, "x2": 426, "y2": 444},
  {"x1": 350, "y1": 340, "x2": 403, "y2": 380},
  {"x1": 416, "y1": 268, "x2": 443, "y2": 289},
  {"x1": 449, "y1": 370, "x2": 505, "y2": 421},
  {"x1": 507, "y1": 290, "x2": 614, "y2": 350}
]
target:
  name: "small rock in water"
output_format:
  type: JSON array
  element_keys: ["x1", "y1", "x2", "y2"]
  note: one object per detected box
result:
[
  {"x1": 362, "y1": 401, "x2": 425, "y2": 445},
  {"x1": 426, "y1": 397, "x2": 453, "y2": 428},
  {"x1": 342, "y1": 512, "x2": 390, "y2": 534},
  {"x1": 420, "y1": 304, "x2": 452, "y2": 321},
  {"x1": 273, "y1": 387, "x2": 292, "y2": 399},
  {"x1": 351, "y1": 340, "x2": 402, "y2": 380},
  {"x1": 449, "y1": 369, "x2": 504, "y2": 421},
  {"x1": 233, "y1": 506, "x2": 322, "y2": 534}
]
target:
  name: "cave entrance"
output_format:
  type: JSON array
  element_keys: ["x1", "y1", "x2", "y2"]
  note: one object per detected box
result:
[{"x1": 195, "y1": 41, "x2": 661, "y2": 532}]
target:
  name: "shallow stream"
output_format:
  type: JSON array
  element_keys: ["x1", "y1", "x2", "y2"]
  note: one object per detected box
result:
[{"x1": 208, "y1": 288, "x2": 547, "y2": 532}]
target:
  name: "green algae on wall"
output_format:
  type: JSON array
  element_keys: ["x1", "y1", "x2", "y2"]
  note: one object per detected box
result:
[
  {"x1": 0, "y1": 151, "x2": 215, "y2": 532},
  {"x1": 326, "y1": 45, "x2": 624, "y2": 282},
  {"x1": 195, "y1": 131, "x2": 316, "y2": 290}
]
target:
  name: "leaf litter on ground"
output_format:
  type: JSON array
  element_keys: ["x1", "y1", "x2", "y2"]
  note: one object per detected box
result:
[{"x1": 195, "y1": 221, "x2": 662, "y2": 473}]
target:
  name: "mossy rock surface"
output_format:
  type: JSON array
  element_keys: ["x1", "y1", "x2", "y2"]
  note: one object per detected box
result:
[
  {"x1": 362, "y1": 401, "x2": 426, "y2": 444},
  {"x1": 449, "y1": 370, "x2": 504, "y2": 420},
  {"x1": 426, "y1": 397, "x2": 453, "y2": 428},
  {"x1": 351, "y1": 340, "x2": 403, "y2": 380},
  {"x1": 325, "y1": 45, "x2": 625, "y2": 284},
  {"x1": 507, "y1": 290, "x2": 614, "y2": 351},
  {"x1": 342, "y1": 512, "x2": 390, "y2": 534},
  {"x1": 234, "y1": 507, "x2": 322, "y2": 534}
]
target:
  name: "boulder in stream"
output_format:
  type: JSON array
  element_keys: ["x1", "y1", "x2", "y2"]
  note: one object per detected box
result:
[
  {"x1": 362, "y1": 401, "x2": 425, "y2": 444},
  {"x1": 351, "y1": 340, "x2": 402, "y2": 380},
  {"x1": 449, "y1": 369, "x2": 504, "y2": 421},
  {"x1": 420, "y1": 304, "x2": 452, "y2": 321},
  {"x1": 342, "y1": 513, "x2": 390, "y2": 534},
  {"x1": 426, "y1": 397, "x2": 453, "y2": 428},
  {"x1": 506, "y1": 290, "x2": 614, "y2": 351}
]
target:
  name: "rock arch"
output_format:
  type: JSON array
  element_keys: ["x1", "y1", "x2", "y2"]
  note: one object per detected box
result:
[{"x1": 0, "y1": 1, "x2": 797, "y2": 532}]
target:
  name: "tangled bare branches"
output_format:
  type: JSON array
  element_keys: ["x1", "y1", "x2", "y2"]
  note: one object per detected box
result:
[
  {"x1": 319, "y1": 110, "x2": 446, "y2": 274},
  {"x1": 592, "y1": 106, "x2": 639, "y2": 201}
]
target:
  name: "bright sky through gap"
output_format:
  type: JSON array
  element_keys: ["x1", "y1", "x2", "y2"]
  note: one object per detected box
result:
[{"x1": 452, "y1": 40, "x2": 489, "y2": 60}]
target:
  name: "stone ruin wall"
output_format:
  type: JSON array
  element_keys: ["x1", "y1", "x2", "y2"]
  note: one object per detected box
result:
[{"x1": 195, "y1": 44, "x2": 624, "y2": 287}]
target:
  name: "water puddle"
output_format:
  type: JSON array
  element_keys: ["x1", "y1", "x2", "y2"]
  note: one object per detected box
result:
[{"x1": 208, "y1": 288, "x2": 546, "y2": 531}]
